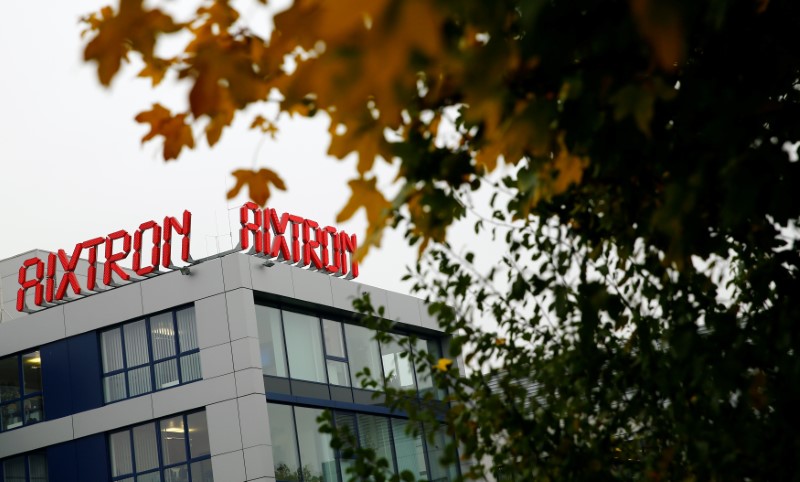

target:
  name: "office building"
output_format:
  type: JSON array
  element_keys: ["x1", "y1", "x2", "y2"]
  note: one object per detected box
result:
[{"x1": 0, "y1": 246, "x2": 460, "y2": 482}]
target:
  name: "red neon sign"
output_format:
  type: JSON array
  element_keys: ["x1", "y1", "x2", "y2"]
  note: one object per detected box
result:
[
  {"x1": 238, "y1": 202, "x2": 359, "y2": 279},
  {"x1": 17, "y1": 211, "x2": 192, "y2": 312}
]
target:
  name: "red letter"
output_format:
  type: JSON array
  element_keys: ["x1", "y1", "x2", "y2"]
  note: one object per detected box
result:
[
  {"x1": 82, "y1": 237, "x2": 105, "y2": 291},
  {"x1": 268, "y1": 209, "x2": 292, "y2": 261},
  {"x1": 340, "y1": 232, "x2": 359, "y2": 279},
  {"x1": 240, "y1": 203, "x2": 263, "y2": 253},
  {"x1": 163, "y1": 210, "x2": 192, "y2": 267},
  {"x1": 45, "y1": 253, "x2": 56, "y2": 303},
  {"x1": 289, "y1": 215, "x2": 304, "y2": 263},
  {"x1": 133, "y1": 221, "x2": 161, "y2": 276},
  {"x1": 302, "y1": 219, "x2": 324, "y2": 270},
  {"x1": 17, "y1": 257, "x2": 44, "y2": 311},
  {"x1": 104, "y1": 230, "x2": 131, "y2": 286},
  {"x1": 55, "y1": 244, "x2": 83, "y2": 300},
  {"x1": 324, "y1": 227, "x2": 341, "y2": 275}
]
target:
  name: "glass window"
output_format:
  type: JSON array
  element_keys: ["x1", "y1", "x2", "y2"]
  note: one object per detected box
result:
[
  {"x1": 2, "y1": 452, "x2": 47, "y2": 482},
  {"x1": 283, "y1": 311, "x2": 327, "y2": 383},
  {"x1": 150, "y1": 313, "x2": 177, "y2": 361},
  {"x1": 255, "y1": 305, "x2": 288, "y2": 377},
  {"x1": 134, "y1": 424, "x2": 159, "y2": 473},
  {"x1": 415, "y1": 339, "x2": 446, "y2": 400},
  {"x1": 380, "y1": 337, "x2": 417, "y2": 391},
  {"x1": 428, "y1": 425, "x2": 458, "y2": 482},
  {"x1": 101, "y1": 306, "x2": 202, "y2": 404},
  {"x1": 109, "y1": 411, "x2": 212, "y2": 482},
  {"x1": 357, "y1": 414, "x2": 395, "y2": 474},
  {"x1": 322, "y1": 320, "x2": 346, "y2": 358},
  {"x1": 392, "y1": 419, "x2": 428, "y2": 480},
  {"x1": 344, "y1": 324, "x2": 383, "y2": 389},
  {"x1": 187, "y1": 411, "x2": 210, "y2": 458},
  {"x1": 0, "y1": 351, "x2": 44, "y2": 433},
  {"x1": 160, "y1": 415, "x2": 187, "y2": 465},
  {"x1": 295, "y1": 407, "x2": 337, "y2": 482},
  {"x1": 268, "y1": 403, "x2": 300, "y2": 481},
  {"x1": 326, "y1": 360, "x2": 351, "y2": 387}
]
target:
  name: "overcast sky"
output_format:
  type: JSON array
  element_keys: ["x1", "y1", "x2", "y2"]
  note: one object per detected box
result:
[{"x1": 0, "y1": 0, "x2": 423, "y2": 294}]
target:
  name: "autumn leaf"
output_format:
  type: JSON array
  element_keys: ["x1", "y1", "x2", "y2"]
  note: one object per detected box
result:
[
  {"x1": 137, "y1": 57, "x2": 174, "y2": 86},
  {"x1": 328, "y1": 118, "x2": 392, "y2": 174},
  {"x1": 251, "y1": 115, "x2": 278, "y2": 139},
  {"x1": 337, "y1": 177, "x2": 391, "y2": 227},
  {"x1": 227, "y1": 168, "x2": 286, "y2": 206},
  {"x1": 83, "y1": 0, "x2": 179, "y2": 86},
  {"x1": 629, "y1": 0, "x2": 684, "y2": 72},
  {"x1": 134, "y1": 104, "x2": 194, "y2": 160}
]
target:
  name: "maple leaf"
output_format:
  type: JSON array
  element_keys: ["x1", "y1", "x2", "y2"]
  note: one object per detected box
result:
[
  {"x1": 251, "y1": 115, "x2": 278, "y2": 139},
  {"x1": 83, "y1": 0, "x2": 179, "y2": 86},
  {"x1": 337, "y1": 177, "x2": 391, "y2": 227},
  {"x1": 328, "y1": 118, "x2": 392, "y2": 174},
  {"x1": 227, "y1": 168, "x2": 286, "y2": 206},
  {"x1": 137, "y1": 57, "x2": 174, "y2": 87},
  {"x1": 134, "y1": 104, "x2": 195, "y2": 160}
]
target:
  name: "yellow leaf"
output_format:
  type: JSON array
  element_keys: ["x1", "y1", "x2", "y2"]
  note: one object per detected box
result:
[
  {"x1": 134, "y1": 104, "x2": 195, "y2": 160},
  {"x1": 435, "y1": 358, "x2": 453, "y2": 372},
  {"x1": 495, "y1": 337, "x2": 506, "y2": 346},
  {"x1": 227, "y1": 168, "x2": 287, "y2": 206}
]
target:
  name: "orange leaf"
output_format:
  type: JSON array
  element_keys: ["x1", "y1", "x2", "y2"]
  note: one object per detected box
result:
[
  {"x1": 83, "y1": 0, "x2": 179, "y2": 86},
  {"x1": 227, "y1": 168, "x2": 286, "y2": 206},
  {"x1": 337, "y1": 177, "x2": 391, "y2": 228},
  {"x1": 134, "y1": 104, "x2": 195, "y2": 160}
]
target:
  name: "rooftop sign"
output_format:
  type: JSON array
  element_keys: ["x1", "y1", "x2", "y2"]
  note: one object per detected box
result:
[{"x1": 16, "y1": 203, "x2": 358, "y2": 312}]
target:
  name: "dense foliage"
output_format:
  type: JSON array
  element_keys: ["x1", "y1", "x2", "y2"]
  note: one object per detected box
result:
[{"x1": 83, "y1": 0, "x2": 800, "y2": 479}]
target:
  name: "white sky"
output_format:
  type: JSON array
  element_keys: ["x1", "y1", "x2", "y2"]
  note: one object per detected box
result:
[{"x1": 0, "y1": 0, "x2": 420, "y2": 294}]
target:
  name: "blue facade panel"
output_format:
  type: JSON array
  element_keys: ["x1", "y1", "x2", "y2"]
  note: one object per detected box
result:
[
  {"x1": 67, "y1": 332, "x2": 103, "y2": 414},
  {"x1": 46, "y1": 442, "x2": 78, "y2": 482},
  {"x1": 40, "y1": 341, "x2": 72, "y2": 421},
  {"x1": 75, "y1": 434, "x2": 109, "y2": 482}
]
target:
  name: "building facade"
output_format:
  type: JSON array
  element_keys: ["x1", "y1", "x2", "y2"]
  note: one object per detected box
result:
[{"x1": 0, "y1": 249, "x2": 460, "y2": 482}]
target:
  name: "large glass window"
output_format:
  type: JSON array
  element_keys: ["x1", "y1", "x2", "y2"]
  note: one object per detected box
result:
[
  {"x1": 2, "y1": 452, "x2": 47, "y2": 482},
  {"x1": 256, "y1": 306, "x2": 288, "y2": 377},
  {"x1": 343, "y1": 324, "x2": 382, "y2": 390},
  {"x1": 0, "y1": 351, "x2": 43, "y2": 433},
  {"x1": 255, "y1": 305, "x2": 448, "y2": 400},
  {"x1": 380, "y1": 336, "x2": 417, "y2": 391},
  {"x1": 283, "y1": 312, "x2": 327, "y2": 384},
  {"x1": 267, "y1": 403, "x2": 458, "y2": 482},
  {"x1": 101, "y1": 306, "x2": 201, "y2": 404},
  {"x1": 109, "y1": 410, "x2": 212, "y2": 482}
]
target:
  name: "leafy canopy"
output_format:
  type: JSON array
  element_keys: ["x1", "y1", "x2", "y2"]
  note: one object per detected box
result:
[{"x1": 83, "y1": 0, "x2": 800, "y2": 479}]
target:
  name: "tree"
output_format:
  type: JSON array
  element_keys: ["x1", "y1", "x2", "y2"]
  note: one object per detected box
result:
[{"x1": 81, "y1": 0, "x2": 800, "y2": 479}]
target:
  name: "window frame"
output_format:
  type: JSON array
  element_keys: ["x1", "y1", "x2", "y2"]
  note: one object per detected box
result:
[
  {"x1": 108, "y1": 410, "x2": 212, "y2": 482},
  {"x1": 100, "y1": 305, "x2": 201, "y2": 405},
  {"x1": 0, "y1": 350, "x2": 44, "y2": 433}
]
